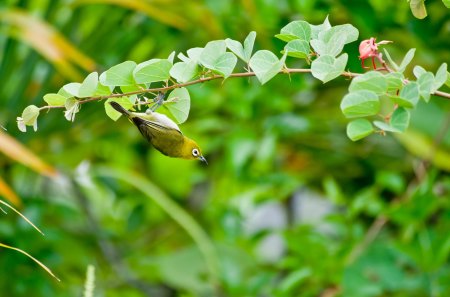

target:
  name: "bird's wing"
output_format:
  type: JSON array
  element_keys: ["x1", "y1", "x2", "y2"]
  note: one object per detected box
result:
[{"x1": 132, "y1": 117, "x2": 183, "y2": 141}]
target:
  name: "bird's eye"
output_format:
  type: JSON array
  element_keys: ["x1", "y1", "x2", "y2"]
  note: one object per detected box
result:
[{"x1": 192, "y1": 148, "x2": 199, "y2": 157}]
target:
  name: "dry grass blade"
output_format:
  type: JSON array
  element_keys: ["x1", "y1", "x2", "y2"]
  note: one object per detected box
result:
[
  {"x1": 0, "y1": 9, "x2": 96, "y2": 80},
  {"x1": 0, "y1": 177, "x2": 22, "y2": 207},
  {"x1": 72, "y1": 0, "x2": 189, "y2": 30},
  {"x1": 0, "y1": 130, "x2": 58, "y2": 178},
  {"x1": 0, "y1": 242, "x2": 60, "y2": 281},
  {"x1": 0, "y1": 199, "x2": 44, "y2": 235}
]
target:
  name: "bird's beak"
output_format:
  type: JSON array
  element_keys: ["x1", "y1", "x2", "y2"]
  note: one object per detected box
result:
[{"x1": 198, "y1": 155, "x2": 208, "y2": 165}]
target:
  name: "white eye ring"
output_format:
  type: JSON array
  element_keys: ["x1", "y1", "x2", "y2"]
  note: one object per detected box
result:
[{"x1": 192, "y1": 148, "x2": 199, "y2": 157}]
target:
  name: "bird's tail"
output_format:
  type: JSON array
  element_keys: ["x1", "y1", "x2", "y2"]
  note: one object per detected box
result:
[{"x1": 109, "y1": 101, "x2": 131, "y2": 116}]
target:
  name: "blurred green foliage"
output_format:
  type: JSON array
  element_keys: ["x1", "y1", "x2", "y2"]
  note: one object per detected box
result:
[{"x1": 0, "y1": 0, "x2": 449, "y2": 296}]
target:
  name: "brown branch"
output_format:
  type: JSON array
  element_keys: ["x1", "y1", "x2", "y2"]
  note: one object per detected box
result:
[{"x1": 37, "y1": 67, "x2": 450, "y2": 112}]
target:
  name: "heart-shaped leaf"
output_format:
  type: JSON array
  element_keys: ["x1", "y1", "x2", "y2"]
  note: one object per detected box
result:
[
  {"x1": 100, "y1": 61, "x2": 137, "y2": 86},
  {"x1": 249, "y1": 50, "x2": 287, "y2": 85},
  {"x1": 133, "y1": 59, "x2": 172, "y2": 84},
  {"x1": 164, "y1": 87, "x2": 190, "y2": 124},
  {"x1": 346, "y1": 119, "x2": 374, "y2": 141},
  {"x1": 311, "y1": 54, "x2": 348, "y2": 83},
  {"x1": 340, "y1": 90, "x2": 380, "y2": 118}
]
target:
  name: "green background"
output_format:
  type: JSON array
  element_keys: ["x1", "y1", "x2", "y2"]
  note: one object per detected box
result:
[{"x1": 1, "y1": 0, "x2": 449, "y2": 296}]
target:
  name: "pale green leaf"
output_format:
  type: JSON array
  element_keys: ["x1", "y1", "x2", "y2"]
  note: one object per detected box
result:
[
  {"x1": 187, "y1": 47, "x2": 203, "y2": 63},
  {"x1": 22, "y1": 105, "x2": 40, "y2": 127},
  {"x1": 409, "y1": 0, "x2": 427, "y2": 19},
  {"x1": 347, "y1": 119, "x2": 374, "y2": 141},
  {"x1": 319, "y1": 24, "x2": 359, "y2": 44},
  {"x1": 94, "y1": 82, "x2": 114, "y2": 96},
  {"x1": 62, "y1": 82, "x2": 81, "y2": 97},
  {"x1": 133, "y1": 59, "x2": 172, "y2": 84},
  {"x1": 349, "y1": 71, "x2": 387, "y2": 95},
  {"x1": 225, "y1": 38, "x2": 245, "y2": 61},
  {"x1": 282, "y1": 39, "x2": 310, "y2": 59},
  {"x1": 433, "y1": 63, "x2": 447, "y2": 91},
  {"x1": 243, "y1": 31, "x2": 256, "y2": 62},
  {"x1": 99, "y1": 61, "x2": 137, "y2": 86},
  {"x1": 385, "y1": 72, "x2": 404, "y2": 92},
  {"x1": 383, "y1": 49, "x2": 399, "y2": 71},
  {"x1": 398, "y1": 48, "x2": 416, "y2": 72},
  {"x1": 105, "y1": 97, "x2": 134, "y2": 121},
  {"x1": 310, "y1": 16, "x2": 331, "y2": 39},
  {"x1": 249, "y1": 50, "x2": 286, "y2": 85},
  {"x1": 340, "y1": 90, "x2": 380, "y2": 118},
  {"x1": 390, "y1": 107, "x2": 410, "y2": 132},
  {"x1": 170, "y1": 61, "x2": 199, "y2": 83},
  {"x1": 373, "y1": 121, "x2": 401, "y2": 133},
  {"x1": 417, "y1": 72, "x2": 434, "y2": 102},
  {"x1": 164, "y1": 87, "x2": 190, "y2": 124},
  {"x1": 311, "y1": 54, "x2": 348, "y2": 83},
  {"x1": 43, "y1": 93, "x2": 66, "y2": 106},
  {"x1": 310, "y1": 34, "x2": 346, "y2": 57},
  {"x1": 276, "y1": 20, "x2": 311, "y2": 42},
  {"x1": 413, "y1": 65, "x2": 427, "y2": 79},
  {"x1": 79, "y1": 72, "x2": 99, "y2": 98},
  {"x1": 390, "y1": 82, "x2": 420, "y2": 107}
]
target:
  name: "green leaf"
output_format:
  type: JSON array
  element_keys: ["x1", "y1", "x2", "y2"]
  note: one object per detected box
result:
[
  {"x1": 413, "y1": 65, "x2": 427, "y2": 79},
  {"x1": 417, "y1": 72, "x2": 434, "y2": 102},
  {"x1": 385, "y1": 72, "x2": 404, "y2": 92},
  {"x1": 249, "y1": 50, "x2": 286, "y2": 85},
  {"x1": 311, "y1": 54, "x2": 348, "y2": 83},
  {"x1": 62, "y1": 82, "x2": 81, "y2": 97},
  {"x1": 212, "y1": 53, "x2": 238, "y2": 78},
  {"x1": 383, "y1": 49, "x2": 399, "y2": 71},
  {"x1": 395, "y1": 81, "x2": 420, "y2": 106},
  {"x1": 57, "y1": 87, "x2": 73, "y2": 99},
  {"x1": 105, "y1": 97, "x2": 134, "y2": 121},
  {"x1": 22, "y1": 105, "x2": 40, "y2": 128},
  {"x1": 43, "y1": 93, "x2": 66, "y2": 106},
  {"x1": 275, "y1": 20, "x2": 311, "y2": 42},
  {"x1": 79, "y1": 72, "x2": 99, "y2": 98},
  {"x1": 225, "y1": 38, "x2": 245, "y2": 61},
  {"x1": 443, "y1": 0, "x2": 450, "y2": 8},
  {"x1": 446, "y1": 71, "x2": 450, "y2": 87},
  {"x1": 346, "y1": 119, "x2": 374, "y2": 141},
  {"x1": 390, "y1": 107, "x2": 410, "y2": 132},
  {"x1": 226, "y1": 31, "x2": 256, "y2": 63},
  {"x1": 199, "y1": 40, "x2": 237, "y2": 78},
  {"x1": 433, "y1": 63, "x2": 447, "y2": 91},
  {"x1": 340, "y1": 90, "x2": 380, "y2": 118},
  {"x1": 167, "y1": 51, "x2": 176, "y2": 63},
  {"x1": 282, "y1": 39, "x2": 310, "y2": 59},
  {"x1": 170, "y1": 61, "x2": 199, "y2": 83},
  {"x1": 409, "y1": 0, "x2": 427, "y2": 19},
  {"x1": 243, "y1": 31, "x2": 256, "y2": 62},
  {"x1": 319, "y1": 24, "x2": 359, "y2": 44},
  {"x1": 398, "y1": 48, "x2": 416, "y2": 72},
  {"x1": 99, "y1": 61, "x2": 137, "y2": 86},
  {"x1": 164, "y1": 87, "x2": 190, "y2": 124},
  {"x1": 310, "y1": 34, "x2": 346, "y2": 57},
  {"x1": 94, "y1": 82, "x2": 114, "y2": 96},
  {"x1": 373, "y1": 120, "x2": 401, "y2": 133},
  {"x1": 187, "y1": 48, "x2": 203, "y2": 63},
  {"x1": 310, "y1": 16, "x2": 331, "y2": 39},
  {"x1": 133, "y1": 59, "x2": 172, "y2": 84},
  {"x1": 349, "y1": 71, "x2": 387, "y2": 95}
]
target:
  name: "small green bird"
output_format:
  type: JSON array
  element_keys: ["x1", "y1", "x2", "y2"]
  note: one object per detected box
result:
[{"x1": 109, "y1": 101, "x2": 207, "y2": 163}]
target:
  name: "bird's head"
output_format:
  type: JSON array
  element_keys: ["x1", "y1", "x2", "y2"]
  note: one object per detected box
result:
[{"x1": 182, "y1": 138, "x2": 207, "y2": 164}]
